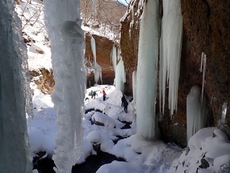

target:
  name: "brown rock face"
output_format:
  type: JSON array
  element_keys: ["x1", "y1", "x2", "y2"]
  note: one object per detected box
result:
[
  {"x1": 120, "y1": 0, "x2": 143, "y2": 95},
  {"x1": 120, "y1": 0, "x2": 230, "y2": 146},
  {"x1": 30, "y1": 68, "x2": 55, "y2": 94},
  {"x1": 84, "y1": 33, "x2": 116, "y2": 87},
  {"x1": 181, "y1": 0, "x2": 230, "y2": 126}
]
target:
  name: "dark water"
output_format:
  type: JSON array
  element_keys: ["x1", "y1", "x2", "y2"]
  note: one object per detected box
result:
[
  {"x1": 33, "y1": 152, "x2": 55, "y2": 173},
  {"x1": 34, "y1": 109, "x2": 130, "y2": 173},
  {"x1": 33, "y1": 150, "x2": 125, "y2": 173},
  {"x1": 72, "y1": 151, "x2": 125, "y2": 173}
]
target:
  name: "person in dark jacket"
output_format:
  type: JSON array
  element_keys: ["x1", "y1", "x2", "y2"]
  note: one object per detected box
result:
[
  {"x1": 121, "y1": 94, "x2": 128, "y2": 113},
  {"x1": 93, "y1": 91, "x2": 97, "y2": 99}
]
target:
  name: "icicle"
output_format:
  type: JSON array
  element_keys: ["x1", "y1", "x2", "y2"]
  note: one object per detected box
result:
[
  {"x1": 132, "y1": 71, "x2": 137, "y2": 104},
  {"x1": 44, "y1": 0, "x2": 85, "y2": 172},
  {"x1": 115, "y1": 58, "x2": 126, "y2": 92},
  {"x1": 91, "y1": 36, "x2": 102, "y2": 84},
  {"x1": 200, "y1": 52, "x2": 206, "y2": 103},
  {"x1": 136, "y1": 0, "x2": 159, "y2": 139},
  {"x1": 221, "y1": 102, "x2": 228, "y2": 123},
  {"x1": 110, "y1": 44, "x2": 117, "y2": 71},
  {"x1": 117, "y1": 48, "x2": 121, "y2": 61},
  {"x1": 186, "y1": 86, "x2": 208, "y2": 142},
  {"x1": 159, "y1": 0, "x2": 183, "y2": 117},
  {"x1": 91, "y1": 36, "x2": 97, "y2": 62}
]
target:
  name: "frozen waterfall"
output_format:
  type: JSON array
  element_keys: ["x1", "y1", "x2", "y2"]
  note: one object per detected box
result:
[
  {"x1": 136, "y1": 0, "x2": 159, "y2": 139},
  {"x1": 111, "y1": 44, "x2": 117, "y2": 71},
  {"x1": 115, "y1": 58, "x2": 126, "y2": 92},
  {"x1": 91, "y1": 36, "x2": 103, "y2": 84},
  {"x1": 0, "y1": 0, "x2": 32, "y2": 172},
  {"x1": 186, "y1": 86, "x2": 208, "y2": 142},
  {"x1": 44, "y1": 0, "x2": 85, "y2": 172},
  {"x1": 132, "y1": 71, "x2": 137, "y2": 104},
  {"x1": 159, "y1": 0, "x2": 183, "y2": 116}
]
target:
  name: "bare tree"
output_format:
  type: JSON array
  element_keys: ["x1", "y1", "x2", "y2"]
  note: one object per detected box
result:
[{"x1": 80, "y1": 0, "x2": 127, "y2": 36}]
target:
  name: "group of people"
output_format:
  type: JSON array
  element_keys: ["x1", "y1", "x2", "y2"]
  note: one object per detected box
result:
[
  {"x1": 90, "y1": 90, "x2": 97, "y2": 99},
  {"x1": 89, "y1": 89, "x2": 129, "y2": 113},
  {"x1": 89, "y1": 89, "x2": 107, "y2": 101}
]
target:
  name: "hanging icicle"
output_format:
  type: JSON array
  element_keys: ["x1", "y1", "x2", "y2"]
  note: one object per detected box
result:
[
  {"x1": 44, "y1": 0, "x2": 85, "y2": 172},
  {"x1": 136, "y1": 0, "x2": 159, "y2": 139},
  {"x1": 221, "y1": 102, "x2": 228, "y2": 123},
  {"x1": 159, "y1": 0, "x2": 183, "y2": 117},
  {"x1": 200, "y1": 52, "x2": 207, "y2": 103},
  {"x1": 115, "y1": 58, "x2": 126, "y2": 92},
  {"x1": 91, "y1": 36, "x2": 102, "y2": 84},
  {"x1": 110, "y1": 44, "x2": 117, "y2": 71},
  {"x1": 186, "y1": 85, "x2": 208, "y2": 143},
  {"x1": 132, "y1": 71, "x2": 137, "y2": 104}
]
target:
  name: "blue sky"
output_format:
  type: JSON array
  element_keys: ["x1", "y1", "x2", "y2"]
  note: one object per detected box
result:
[{"x1": 118, "y1": 0, "x2": 130, "y2": 6}]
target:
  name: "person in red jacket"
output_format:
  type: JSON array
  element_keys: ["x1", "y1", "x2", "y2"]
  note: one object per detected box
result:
[{"x1": 102, "y1": 90, "x2": 106, "y2": 101}]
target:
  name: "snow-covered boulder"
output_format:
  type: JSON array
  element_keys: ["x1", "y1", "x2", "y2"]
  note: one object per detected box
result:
[
  {"x1": 168, "y1": 127, "x2": 230, "y2": 173},
  {"x1": 92, "y1": 112, "x2": 116, "y2": 128},
  {"x1": 96, "y1": 161, "x2": 143, "y2": 173}
]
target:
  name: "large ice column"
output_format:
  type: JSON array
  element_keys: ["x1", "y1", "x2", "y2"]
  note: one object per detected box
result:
[
  {"x1": 44, "y1": 0, "x2": 85, "y2": 172},
  {"x1": 0, "y1": 0, "x2": 32, "y2": 172},
  {"x1": 132, "y1": 71, "x2": 137, "y2": 104},
  {"x1": 136, "y1": 0, "x2": 159, "y2": 139},
  {"x1": 115, "y1": 58, "x2": 126, "y2": 92},
  {"x1": 111, "y1": 44, "x2": 117, "y2": 71},
  {"x1": 159, "y1": 0, "x2": 183, "y2": 116},
  {"x1": 91, "y1": 36, "x2": 103, "y2": 84},
  {"x1": 186, "y1": 86, "x2": 208, "y2": 142}
]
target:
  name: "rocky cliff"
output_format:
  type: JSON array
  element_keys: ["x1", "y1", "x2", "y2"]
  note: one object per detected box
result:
[
  {"x1": 120, "y1": 0, "x2": 230, "y2": 146},
  {"x1": 84, "y1": 33, "x2": 116, "y2": 87}
]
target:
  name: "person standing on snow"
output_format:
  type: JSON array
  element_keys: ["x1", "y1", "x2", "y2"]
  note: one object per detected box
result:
[
  {"x1": 90, "y1": 90, "x2": 94, "y2": 99},
  {"x1": 121, "y1": 94, "x2": 128, "y2": 113},
  {"x1": 93, "y1": 91, "x2": 97, "y2": 99},
  {"x1": 102, "y1": 90, "x2": 106, "y2": 101}
]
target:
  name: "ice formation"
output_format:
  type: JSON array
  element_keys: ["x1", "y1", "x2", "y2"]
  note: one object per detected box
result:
[
  {"x1": 115, "y1": 58, "x2": 126, "y2": 92},
  {"x1": 132, "y1": 71, "x2": 137, "y2": 104},
  {"x1": 136, "y1": 0, "x2": 159, "y2": 139},
  {"x1": 111, "y1": 44, "x2": 117, "y2": 71},
  {"x1": 159, "y1": 0, "x2": 183, "y2": 116},
  {"x1": 44, "y1": 0, "x2": 85, "y2": 172},
  {"x1": 111, "y1": 44, "x2": 126, "y2": 92},
  {"x1": 200, "y1": 52, "x2": 207, "y2": 102},
  {"x1": 91, "y1": 36, "x2": 103, "y2": 84},
  {"x1": 221, "y1": 102, "x2": 228, "y2": 123},
  {"x1": 0, "y1": 0, "x2": 32, "y2": 172},
  {"x1": 186, "y1": 86, "x2": 208, "y2": 142}
]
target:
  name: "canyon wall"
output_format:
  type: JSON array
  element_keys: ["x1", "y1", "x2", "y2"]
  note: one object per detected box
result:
[{"x1": 120, "y1": 0, "x2": 230, "y2": 146}]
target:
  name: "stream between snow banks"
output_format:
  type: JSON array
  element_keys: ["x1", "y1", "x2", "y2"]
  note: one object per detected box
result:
[{"x1": 33, "y1": 109, "x2": 130, "y2": 173}]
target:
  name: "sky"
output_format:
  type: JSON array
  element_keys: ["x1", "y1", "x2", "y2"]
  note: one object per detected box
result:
[{"x1": 118, "y1": 0, "x2": 130, "y2": 6}]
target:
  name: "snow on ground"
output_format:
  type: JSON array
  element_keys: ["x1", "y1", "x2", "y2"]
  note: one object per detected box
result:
[
  {"x1": 29, "y1": 84, "x2": 230, "y2": 173},
  {"x1": 29, "y1": 84, "x2": 182, "y2": 172}
]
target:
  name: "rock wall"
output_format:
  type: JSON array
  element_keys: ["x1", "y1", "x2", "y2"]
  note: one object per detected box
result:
[
  {"x1": 120, "y1": 0, "x2": 142, "y2": 95},
  {"x1": 84, "y1": 33, "x2": 116, "y2": 87},
  {"x1": 181, "y1": 0, "x2": 230, "y2": 129},
  {"x1": 30, "y1": 68, "x2": 55, "y2": 94},
  {"x1": 120, "y1": 0, "x2": 230, "y2": 146}
]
